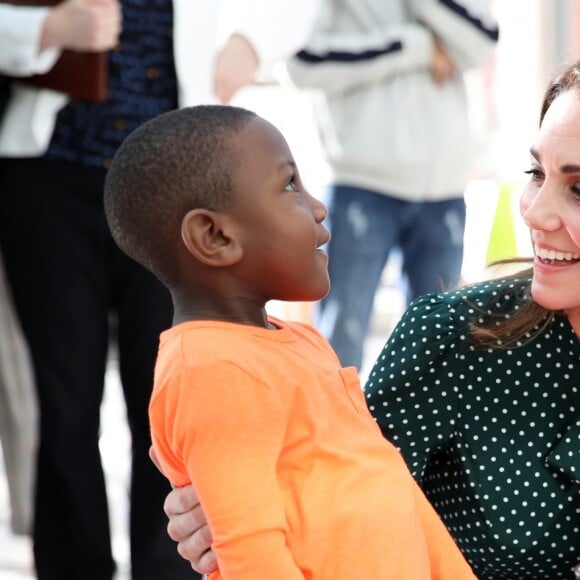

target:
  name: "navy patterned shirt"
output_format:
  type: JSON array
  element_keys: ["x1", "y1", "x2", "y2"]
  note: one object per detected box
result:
[{"x1": 46, "y1": 0, "x2": 178, "y2": 168}]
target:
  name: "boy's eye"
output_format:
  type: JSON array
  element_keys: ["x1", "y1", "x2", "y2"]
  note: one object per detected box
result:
[{"x1": 284, "y1": 178, "x2": 298, "y2": 192}]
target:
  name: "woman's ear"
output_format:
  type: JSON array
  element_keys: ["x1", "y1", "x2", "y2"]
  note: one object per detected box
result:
[{"x1": 180, "y1": 209, "x2": 243, "y2": 266}]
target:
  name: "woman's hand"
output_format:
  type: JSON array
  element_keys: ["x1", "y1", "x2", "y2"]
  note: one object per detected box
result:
[
  {"x1": 213, "y1": 33, "x2": 259, "y2": 104},
  {"x1": 164, "y1": 485, "x2": 218, "y2": 575},
  {"x1": 40, "y1": 0, "x2": 122, "y2": 52},
  {"x1": 149, "y1": 447, "x2": 218, "y2": 576}
]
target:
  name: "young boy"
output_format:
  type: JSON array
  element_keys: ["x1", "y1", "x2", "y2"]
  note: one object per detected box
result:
[{"x1": 104, "y1": 105, "x2": 475, "y2": 579}]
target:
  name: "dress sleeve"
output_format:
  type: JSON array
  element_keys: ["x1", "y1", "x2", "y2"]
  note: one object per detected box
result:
[
  {"x1": 544, "y1": 417, "x2": 580, "y2": 485},
  {"x1": 150, "y1": 362, "x2": 305, "y2": 579},
  {"x1": 364, "y1": 292, "x2": 467, "y2": 481}
]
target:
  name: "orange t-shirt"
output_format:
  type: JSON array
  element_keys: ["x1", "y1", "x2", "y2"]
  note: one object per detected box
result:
[{"x1": 149, "y1": 317, "x2": 475, "y2": 579}]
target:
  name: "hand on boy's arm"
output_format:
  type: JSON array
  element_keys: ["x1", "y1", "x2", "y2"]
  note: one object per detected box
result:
[
  {"x1": 213, "y1": 33, "x2": 259, "y2": 104},
  {"x1": 149, "y1": 447, "x2": 218, "y2": 575},
  {"x1": 165, "y1": 485, "x2": 217, "y2": 575}
]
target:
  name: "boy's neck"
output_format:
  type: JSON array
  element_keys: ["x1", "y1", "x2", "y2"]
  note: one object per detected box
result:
[
  {"x1": 171, "y1": 302, "x2": 274, "y2": 329},
  {"x1": 169, "y1": 283, "x2": 283, "y2": 329}
]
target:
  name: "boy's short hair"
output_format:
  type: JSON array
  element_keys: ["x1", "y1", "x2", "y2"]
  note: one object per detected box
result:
[{"x1": 104, "y1": 105, "x2": 257, "y2": 288}]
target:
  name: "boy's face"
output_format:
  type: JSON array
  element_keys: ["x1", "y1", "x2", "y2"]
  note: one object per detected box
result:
[{"x1": 227, "y1": 117, "x2": 331, "y2": 303}]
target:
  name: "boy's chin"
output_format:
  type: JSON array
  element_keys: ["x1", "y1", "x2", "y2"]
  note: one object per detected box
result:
[
  {"x1": 281, "y1": 287, "x2": 330, "y2": 304},
  {"x1": 305, "y1": 283, "x2": 331, "y2": 302}
]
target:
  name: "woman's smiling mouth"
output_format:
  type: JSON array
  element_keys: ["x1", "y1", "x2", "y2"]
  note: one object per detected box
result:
[{"x1": 534, "y1": 245, "x2": 580, "y2": 265}]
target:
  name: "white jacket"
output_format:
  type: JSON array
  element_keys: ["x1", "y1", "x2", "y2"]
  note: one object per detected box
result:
[
  {"x1": 284, "y1": 0, "x2": 499, "y2": 201},
  {"x1": 0, "y1": 0, "x2": 320, "y2": 157}
]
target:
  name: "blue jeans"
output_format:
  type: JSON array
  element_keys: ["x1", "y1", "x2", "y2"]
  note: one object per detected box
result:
[{"x1": 316, "y1": 185, "x2": 466, "y2": 370}]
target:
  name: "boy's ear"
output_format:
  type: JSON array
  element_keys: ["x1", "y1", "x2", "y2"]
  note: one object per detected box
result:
[{"x1": 180, "y1": 209, "x2": 242, "y2": 266}]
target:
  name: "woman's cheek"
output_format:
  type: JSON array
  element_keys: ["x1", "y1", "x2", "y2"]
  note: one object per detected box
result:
[
  {"x1": 519, "y1": 188, "x2": 532, "y2": 220},
  {"x1": 569, "y1": 216, "x2": 580, "y2": 247}
]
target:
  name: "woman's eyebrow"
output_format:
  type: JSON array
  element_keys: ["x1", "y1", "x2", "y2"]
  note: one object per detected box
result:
[
  {"x1": 530, "y1": 147, "x2": 580, "y2": 173},
  {"x1": 560, "y1": 163, "x2": 580, "y2": 173}
]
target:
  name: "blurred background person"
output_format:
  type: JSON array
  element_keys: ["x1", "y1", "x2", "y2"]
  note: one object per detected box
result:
[
  {"x1": 0, "y1": 0, "x2": 67, "y2": 546},
  {"x1": 0, "y1": 1, "x2": 318, "y2": 578},
  {"x1": 281, "y1": 0, "x2": 499, "y2": 370},
  {"x1": 0, "y1": 251, "x2": 37, "y2": 539}
]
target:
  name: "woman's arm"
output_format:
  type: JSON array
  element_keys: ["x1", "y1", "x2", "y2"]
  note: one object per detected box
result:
[
  {"x1": 364, "y1": 292, "x2": 464, "y2": 481},
  {"x1": 212, "y1": 0, "x2": 321, "y2": 104}
]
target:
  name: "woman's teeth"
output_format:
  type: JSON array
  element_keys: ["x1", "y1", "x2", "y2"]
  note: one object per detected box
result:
[{"x1": 535, "y1": 245, "x2": 580, "y2": 263}]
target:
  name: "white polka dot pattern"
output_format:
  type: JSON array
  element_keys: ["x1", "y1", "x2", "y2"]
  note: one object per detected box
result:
[{"x1": 365, "y1": 278, "x2": 580, "y2": 579}]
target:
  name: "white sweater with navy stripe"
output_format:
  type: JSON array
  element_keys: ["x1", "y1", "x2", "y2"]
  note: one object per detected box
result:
[{"x1": 285, "y1": 0, "x2": 499, "y2": 201}]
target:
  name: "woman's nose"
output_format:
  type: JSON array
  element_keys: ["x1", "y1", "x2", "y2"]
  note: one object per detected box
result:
[{"x1": 520, "y1": 184, "x2": 562, "y2": 232}]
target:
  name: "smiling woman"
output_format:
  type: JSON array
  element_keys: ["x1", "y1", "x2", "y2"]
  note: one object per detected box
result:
[
  {"x1": 520, "y1": 88, "x2": 580, "y2": 329},
  {"x1": 364, "y1": 60, "x2": 580, "y2": 579}
]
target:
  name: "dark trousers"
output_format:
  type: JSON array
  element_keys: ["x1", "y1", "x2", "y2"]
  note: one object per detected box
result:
[{"x1": 0, "y1": 158, "x2": 199, "y2": 580}]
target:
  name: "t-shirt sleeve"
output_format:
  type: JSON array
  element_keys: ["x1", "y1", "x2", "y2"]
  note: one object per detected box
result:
[
  {"x1": 150, "y1": 362, "x2": 304, "y2": 579},
  {"x1": 364, "y1": 292, "x2": 467, "y2": 481}
]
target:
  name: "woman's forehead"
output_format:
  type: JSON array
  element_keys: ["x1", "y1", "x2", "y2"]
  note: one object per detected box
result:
[
  {"x1": 541, "y1": 90, "x2": 580, "y2": 132},
  {"x1": 534, "y1": 91, "x2": 580, "y2": 155}
]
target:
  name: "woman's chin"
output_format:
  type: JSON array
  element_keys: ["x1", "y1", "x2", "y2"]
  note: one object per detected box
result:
[{"x1": 531, "y1": 279, "x2": 570, "y2": 312}]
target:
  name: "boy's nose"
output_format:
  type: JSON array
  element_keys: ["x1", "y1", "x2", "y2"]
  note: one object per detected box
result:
[{"x1": 310, "y1": 195, "x2": 328, "y2": 223}]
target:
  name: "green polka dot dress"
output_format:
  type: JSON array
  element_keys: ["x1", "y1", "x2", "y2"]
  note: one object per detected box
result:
[{"x1": 365, "y1": 278, "x2": 579, "y2": 579}]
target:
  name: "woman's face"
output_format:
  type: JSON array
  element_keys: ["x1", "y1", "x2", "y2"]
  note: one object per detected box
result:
[{"x1": 520, "y1": 89, "x2": 580, "y2": 331}]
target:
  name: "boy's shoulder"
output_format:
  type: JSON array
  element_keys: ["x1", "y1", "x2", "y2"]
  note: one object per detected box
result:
[
  {"x1": 154, "y1": 317, "x2": 339, "y2": 399},
  {"x1": 159, "y1": 317, "x2": 331, "y2": 365}
]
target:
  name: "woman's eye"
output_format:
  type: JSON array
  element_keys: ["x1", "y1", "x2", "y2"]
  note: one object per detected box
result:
[
  {"x1": 523, "y1": 167, "x2": 543, "y2": 182},
  {"x1": 284, "y1": 178, "x2": 298, "y2": 192},
  {"x1": 571, "y1": 181, "x2": 580, "y2": 198}
]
